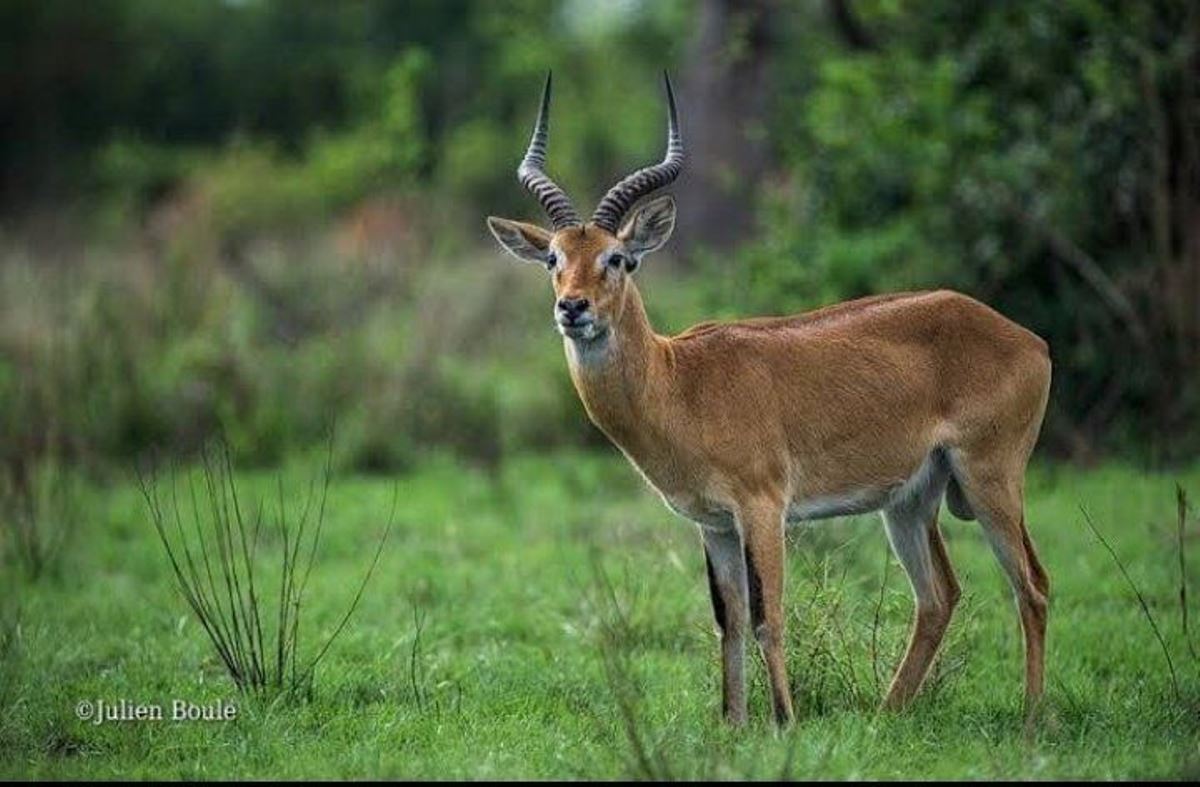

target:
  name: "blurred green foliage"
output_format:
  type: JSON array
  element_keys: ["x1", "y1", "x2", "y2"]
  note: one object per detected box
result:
[
  {"x1": 0, "y1": 0, "x2": 688, "y2": 222},
  {"x1": 0, "y1": 0, "x2": 1197, "y2": 473}
]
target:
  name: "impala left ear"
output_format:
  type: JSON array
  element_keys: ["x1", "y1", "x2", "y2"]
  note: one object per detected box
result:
[{"x1": 618, "y1": 195, "x2": 676, "y2": 269}]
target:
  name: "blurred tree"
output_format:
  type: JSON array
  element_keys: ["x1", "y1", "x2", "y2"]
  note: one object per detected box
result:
[
  {"x1": 826, "y1": 0, "x2": 878, "y2": 52},
  {"x1": 676, "y1": 0, "x2": 776, "y2": 254},
  {"x1": 0, "y1": 0, "x2": 487, "y2": 208}
]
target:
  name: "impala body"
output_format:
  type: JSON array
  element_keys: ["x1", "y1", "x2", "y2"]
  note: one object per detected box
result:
[{"x1": 488, "y1": 74, "x2": 1052, "y2": 726}]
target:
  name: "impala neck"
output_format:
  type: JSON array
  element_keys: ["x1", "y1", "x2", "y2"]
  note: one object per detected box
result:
[{"x1": 563, "y1": 282, "x2": 669, "y2": 452}]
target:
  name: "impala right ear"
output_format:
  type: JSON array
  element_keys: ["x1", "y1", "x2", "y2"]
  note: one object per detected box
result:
[{"x1": 487, "y1": 217, "x2": 553, "y2": 265}]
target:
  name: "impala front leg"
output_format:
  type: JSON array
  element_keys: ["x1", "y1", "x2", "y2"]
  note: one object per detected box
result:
[
  {"x1": 740, "y1": 498, "x2": 795, "y2": 726},
  {"x1": 702, "y1": 526, "x2": 748, "y2": 725}
]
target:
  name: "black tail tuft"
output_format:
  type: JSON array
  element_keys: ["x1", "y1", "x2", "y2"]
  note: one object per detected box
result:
[{"x1": 945, "y1": 477, "x2": 976, "y2": 521}]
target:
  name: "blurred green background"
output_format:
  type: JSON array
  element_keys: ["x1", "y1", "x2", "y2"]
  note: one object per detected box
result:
[
  {"x1": 3, "y1": 3, "x2": 1200, "y2": 779},
  {"x1": 2, "y1": 0, "x2": 1198, "y2": 478}
]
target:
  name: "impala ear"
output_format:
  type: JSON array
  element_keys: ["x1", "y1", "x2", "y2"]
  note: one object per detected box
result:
[
  {"x1": 487, "y1": 217, "x2": 553, "y2": 265},
  {"x1": 618, "y1": 195, "x2": 676, "y2": 268}
]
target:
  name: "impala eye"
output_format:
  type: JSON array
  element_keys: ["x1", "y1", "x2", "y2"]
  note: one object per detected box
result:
[
  {"x1": 607, "y1": 253, "x2": 626, "y2": 270},
  {"x1": 545, "y1": 250, "x2": 558, "y2": 270}
]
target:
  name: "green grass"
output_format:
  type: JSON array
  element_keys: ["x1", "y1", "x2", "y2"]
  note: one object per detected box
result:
[{"x1": 2, "y1": 451, "x2": 1199, "y2": 779}]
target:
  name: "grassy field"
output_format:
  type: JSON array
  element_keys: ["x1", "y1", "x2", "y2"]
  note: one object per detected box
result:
[{"x1": 2, "y1": 450, "x2": 1198, "y2": 779}]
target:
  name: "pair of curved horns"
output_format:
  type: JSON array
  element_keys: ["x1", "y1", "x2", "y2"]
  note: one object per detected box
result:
[{"x1": 516, "y1": 71, "x2": 684, "y2": 234}]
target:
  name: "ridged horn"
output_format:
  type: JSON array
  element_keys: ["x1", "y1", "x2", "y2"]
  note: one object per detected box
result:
[
  {"x1": 590, "y1": 71, "x2": 684, "y2": 234},
  {"x1": 517, "y1": 72, "x2": 581, "y2": 230}
]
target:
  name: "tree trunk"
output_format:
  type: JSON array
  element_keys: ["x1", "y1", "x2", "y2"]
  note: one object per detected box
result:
[{"x1": 676, "y1": 0, "x2": 776, "y2": 258}]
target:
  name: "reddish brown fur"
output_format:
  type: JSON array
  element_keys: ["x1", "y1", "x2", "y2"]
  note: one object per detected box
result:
[{"x1": 489, "y1": 218, "x2": 1052, "y2": 727}]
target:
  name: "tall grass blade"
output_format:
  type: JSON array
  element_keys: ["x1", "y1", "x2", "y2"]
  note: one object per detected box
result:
[
  {"x1": 140, "y1": 435, "x2": 391, "y2": 698},
  {"x1": 1080, "y1": 504, "x2": 1180, "y2": 702},
  {"x1": 1178, "y1": 485, "x2": 1198, "y2": 662}
]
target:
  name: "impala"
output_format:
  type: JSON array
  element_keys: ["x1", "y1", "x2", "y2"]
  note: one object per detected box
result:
[{"x1": 487, "y1": 73, "x2": 1052, "y2": 726}]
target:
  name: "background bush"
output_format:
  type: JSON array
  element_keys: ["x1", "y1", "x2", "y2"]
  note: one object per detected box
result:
[{"x1": 1, "y1": 0, "x2": 1197, "y2": 474}]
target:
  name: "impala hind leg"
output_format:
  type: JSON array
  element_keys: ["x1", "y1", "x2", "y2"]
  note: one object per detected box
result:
[
  {"x1": 881, "y1": 506, "x2": 961, "y2": 710},
  {"x1": 970, "y1": 482, "x2": 1049, "y2": 721},
  {"x1": 702, "y1": 526, "x2": 749, "y2": 725}
]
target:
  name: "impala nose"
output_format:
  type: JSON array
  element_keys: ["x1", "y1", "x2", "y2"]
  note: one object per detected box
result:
[{"x1": 556, "y1": 297, "x2": 590, "y2": 322}]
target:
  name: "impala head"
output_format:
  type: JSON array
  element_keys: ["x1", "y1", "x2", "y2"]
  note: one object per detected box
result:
[{"x1": 487, "y1": 72, "x2": 683, "y2": 345}]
